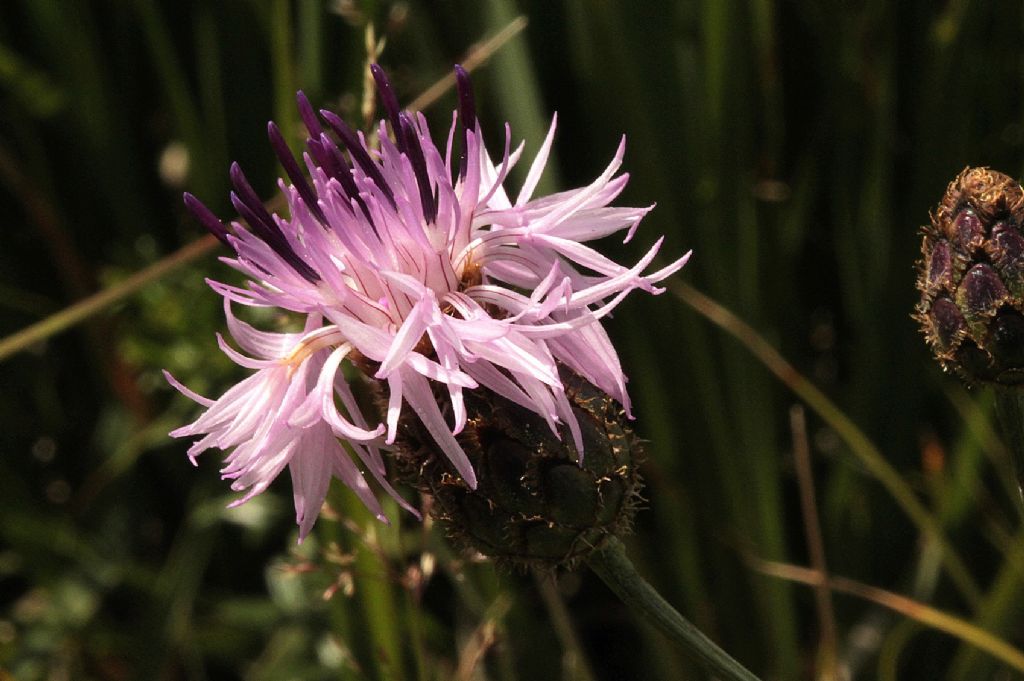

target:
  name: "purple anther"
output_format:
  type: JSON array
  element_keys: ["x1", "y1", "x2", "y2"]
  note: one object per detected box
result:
[
  {"x1": 295, "y1": 91, "x2": 323, "y2": 137},
  {"x1": 229, "y1": 163, "x2": 279, "y2": 232},
  {"x1": 229, "y1": 164, "x2": 319, "y2": 282},
  {"x1": 317, "y1": 132, "x2": 373, "y2": 223},
  {"x1": 454, "y1": 64, "x2": 476, "y2": 131},
  {"x1": 267, "y1": 121, "x2": 326, "y2": 224},
  {"x1": 399, "y1": 112, "x2": 438, "y2": 223},
  {"x1": 306, "y1": 137, "x2": 339, "y2": 178},
  {"x1": 370, "y1": 64, "x2": 403, "y2": 143},
  {"x1": 454, "y1": 64, "x2": 476, "y2": 180},
  {"x1": 183, "y1": 193, "x2": 232, "y2": 247},
  {"x1": 320, "y1": 109, "x2": 396, "y2": 209}
]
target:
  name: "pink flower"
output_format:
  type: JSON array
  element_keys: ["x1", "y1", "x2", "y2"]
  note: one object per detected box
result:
[{"x1": 168, "y1": 65, "x2": 690, "y2": 540}]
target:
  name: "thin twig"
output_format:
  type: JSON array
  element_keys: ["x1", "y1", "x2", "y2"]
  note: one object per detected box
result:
[
  {"x1": 790, "y1": 405, "x2": 840, "y2": 680},
  {"x1": 0, "y1": 234, "x2": 220, "y2": 362},
  {"x1": 0, "y1": 143, "x2": 151, "y2": 419},
  {"x1": 407, "y1": 16, "x2": 528, "y2": 112},
  {"x1": 669, "y1": 280, "x2": 982, "y2": 607},
  {"x1": 746, "y1": 555, "x2": 1024, "y2": 673}
]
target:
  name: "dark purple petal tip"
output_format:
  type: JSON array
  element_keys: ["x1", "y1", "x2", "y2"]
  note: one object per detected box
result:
[
  {"x1": 266, "y1": 120, "x2": 285, "y2": 150},
  {"x1": 295, "y1": 91, "x2": 323, "y2": 137},
  {"x1": 267, "y1": 121, "x2": 326, "y2": 223},
  {"x1": 183, "y1": 192, "x2": 231, "y2": 247},
  {"x1": 227, "y1": 164, "x2": 319, "y2": 283},
  {"x1": 370, "y1": 64, "x2": 402, "y2": 134},
  {"x1": 399, "y1": 112, "x2": 438, "y2": 223},
  {"x1": 229, "y1": 163, "x2": 277, "y2": 231},
  {"x1": 228, "y1": 162, "x2": 251, "y2": 196},
  {"x1": 454, "y1": 64, "x2": 476, "y2": 131},
  {"x1": 320, "y1": 109, "x2": 396, "y2": 208}
]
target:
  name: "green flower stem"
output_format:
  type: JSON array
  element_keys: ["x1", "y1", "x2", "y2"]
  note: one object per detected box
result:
[
  {"x1": 587, "y1": 537, "x2": 762, "y2": 681},
  {"x1": 994, "y1": 390, "x2": 1024, "y2": 503}
]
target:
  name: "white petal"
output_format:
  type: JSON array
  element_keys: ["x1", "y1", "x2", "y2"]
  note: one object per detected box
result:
[{"x1": 516, "y1": 114, "x2": 558, "y2": 206}]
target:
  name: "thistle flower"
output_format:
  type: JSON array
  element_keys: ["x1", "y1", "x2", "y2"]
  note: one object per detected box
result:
[
  {"x1": 916, "y1": 167, "x2": 1024, "y2": 385},
  {"x1": 167, "y1": 65, "x2": 690, "y2": 541}
]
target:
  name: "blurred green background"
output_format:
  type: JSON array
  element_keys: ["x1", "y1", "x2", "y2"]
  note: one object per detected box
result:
[{"x1": 4, "y1": 0, "x2": 1024, "y2": 679}]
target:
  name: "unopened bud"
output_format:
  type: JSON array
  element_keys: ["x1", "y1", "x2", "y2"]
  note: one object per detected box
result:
[{"x1": 917, "y1": 167, "x2": 1024, "y2": 385}]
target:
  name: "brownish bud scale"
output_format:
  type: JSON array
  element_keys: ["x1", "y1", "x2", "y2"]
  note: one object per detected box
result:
[
  {"x1": 391, "y1": 370, "x2": 643, "y2": 571},
  {"x1": 916, "y1": 167, "x2": 1024, "y2": 384}
]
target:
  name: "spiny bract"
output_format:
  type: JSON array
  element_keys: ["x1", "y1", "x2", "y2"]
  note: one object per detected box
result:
[{"x1": 392, "y1": 368, "x2": 643, "y2": 571}]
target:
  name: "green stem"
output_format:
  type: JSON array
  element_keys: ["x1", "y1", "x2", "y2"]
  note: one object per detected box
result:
[
  {"x1": 993, "y1": 390, "x2": 1024, "y2": 504},
  {"x1": 587, "y1": 537, "x2": 762, "y2": 681}
]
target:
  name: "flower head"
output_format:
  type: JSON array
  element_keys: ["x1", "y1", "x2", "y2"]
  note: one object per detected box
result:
[{"x1": 168, "y1": 65, "x2": 690, "y2": 540}]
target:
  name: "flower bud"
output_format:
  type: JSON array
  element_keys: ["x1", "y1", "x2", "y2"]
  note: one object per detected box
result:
[
  {"x1": 393, "y1": 370, "x2": 643, "y2": 570},
  {"x1": 917, "y1": 167, "x2": 1024, "y2": 385}
]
